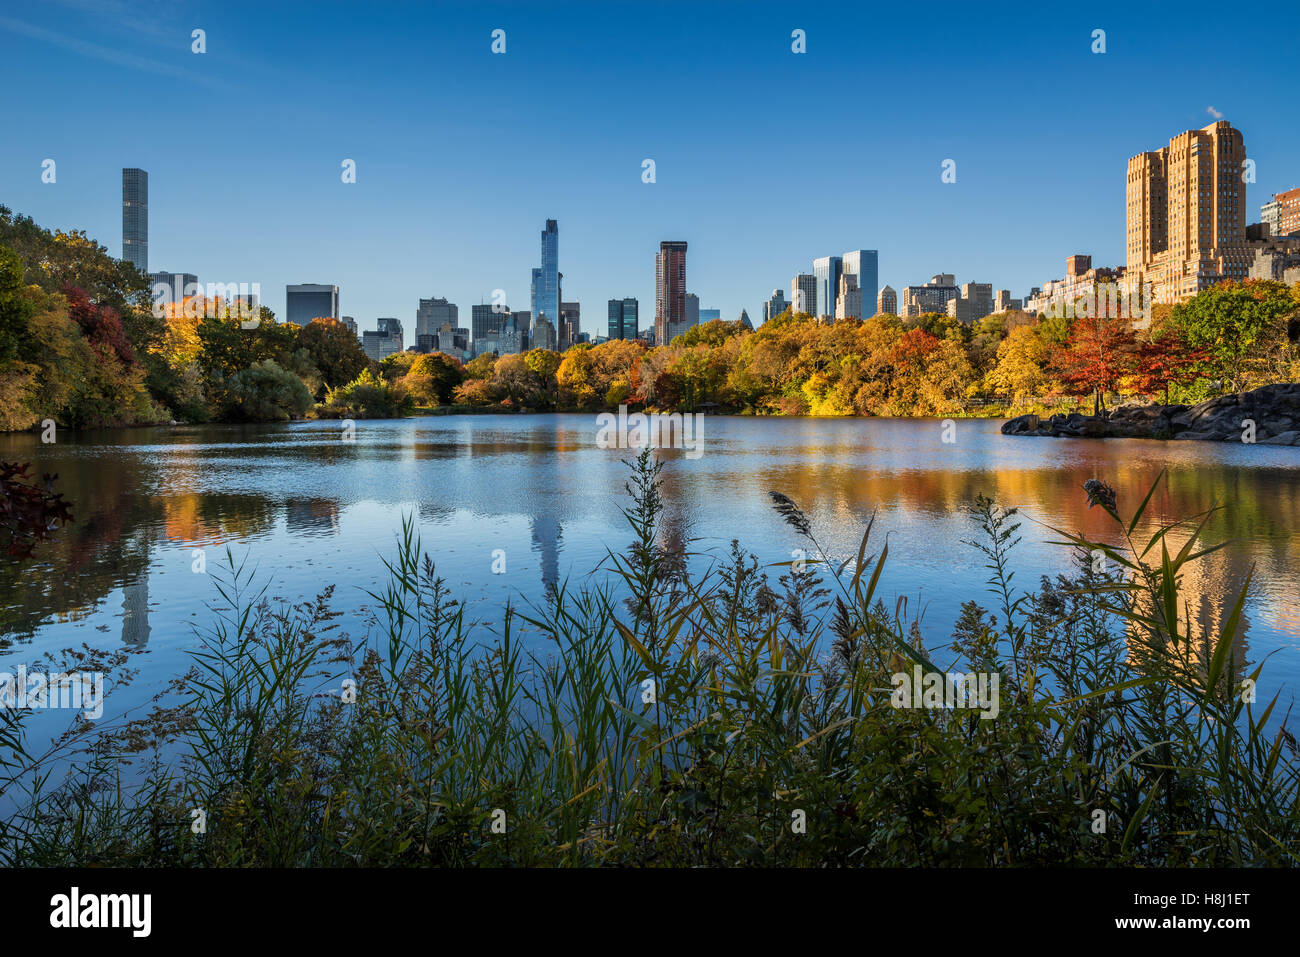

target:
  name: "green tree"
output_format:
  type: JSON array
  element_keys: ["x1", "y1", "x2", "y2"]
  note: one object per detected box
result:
[
  {"x1": 297, "y1": 318, "x2": 369, "y2": 392},
  {"x1": 1169, "y1": 280, "x2": 1297, "y2": 392}
]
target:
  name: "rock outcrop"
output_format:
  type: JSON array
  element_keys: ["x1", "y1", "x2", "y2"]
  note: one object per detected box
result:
[{"x1": 1001, "y1": 383, "x2": 1300, "y2": 444}]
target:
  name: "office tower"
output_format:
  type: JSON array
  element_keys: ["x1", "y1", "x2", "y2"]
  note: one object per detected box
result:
[
  {"x1": 669, "y1": 292, "x2": 700, "y2": 341},
  {"x1": 560, "y1": 301, "x2": 580, "y2": 351},
  {"x1": 790, "y1": 273, "x2": 816, "y2": 315},
  {"x1": 835, "y1": 273, "x2": 862, "y2": 320},
  {"x1": 529, "y1": 219, "x2": 560, "y2": 327},
  {"x1": 532, "y1": 316, "x2": 557, "y2": 351},
  {"x1": 1126, "y1": 120, "x2": 1249, "y2": 302},
  {"x1": 149, "y1": 272, "x2": 198, "y2": 304},
  {"x1": 286, "y1": 284, "x2": 340, "y2": 325},
  {"x1": 471, "y1": 303, "x2": 505, "y2": 347},
  {"x1": 738, "y1": 309, "x2": 751, "y2": 329},
  {"x1": 699, "y1": 308, "x2": 720, "y2": 322},
  {"x1": 122, "y1": 168, "x2": 148, "y2": 272},
  {"x1": 812, "y1": 255, "x2": 842, "y2": 318},
  {"x1": 512, "y1": 310, "x2": 531, "y2": 351},
  {"x1": 340, "y1": 316, "x2": 358, "y2": 335},
  {"x1": 417, "y1": 297, "x2": 458, "y2": 339},
  {"x1": 498, "y1": 312, "x2": 528, "y2": 355},
  {"x1": 433, "y1": 322, "x2": 470, "y2": 360},
  {"x1": 900, "y1": 275, "x2": 959, "y2": 316},
  {"x1": 763, "y1": 289, "x2": 788, "y2": 322},
  {"x1": 877, "y1": 285, "x2": 897, "y2": 315},
  {"x1": 362, "y1": 317, "x2": 403, "y2": 360},
  {"x1": 654, "y1": 241, "x2": 688, "y2": 345},
  {"x1": 840, "y1": 250, "x2": 878, "y2": 315},
  {"x1": 608, "y1": 298, "x2": 638, "y2": 339}
]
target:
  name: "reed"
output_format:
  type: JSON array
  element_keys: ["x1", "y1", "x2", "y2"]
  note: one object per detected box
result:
[{"x1": 3, "y1": 452, "x2": 1297, "y2": 866}]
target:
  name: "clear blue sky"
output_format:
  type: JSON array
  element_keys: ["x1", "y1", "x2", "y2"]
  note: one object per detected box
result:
[{"x1": 3, "y1": 0, "x2": 1298, "y2": 336}]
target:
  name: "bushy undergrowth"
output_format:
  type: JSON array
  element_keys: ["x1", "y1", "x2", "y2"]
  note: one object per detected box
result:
[{"x1": 2, "y1": 452, "x2": 1297, "y2": 866}]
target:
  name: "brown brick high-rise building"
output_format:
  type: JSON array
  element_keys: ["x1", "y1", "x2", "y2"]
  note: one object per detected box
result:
[
  {"x1": 654, "y1": 241, "x2": 687, "y2": 345},
  {"x1": 1125, "y1": 120, "x2": 1250, "y2": 303}
]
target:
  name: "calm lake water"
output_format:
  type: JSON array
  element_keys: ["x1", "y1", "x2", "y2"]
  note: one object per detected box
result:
[{"x1": 3, "y1": 414, "x2": 1299, "y2": 738}]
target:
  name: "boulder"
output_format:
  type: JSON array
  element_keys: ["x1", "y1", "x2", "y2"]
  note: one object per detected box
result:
[{"x1": 1259, "y1": 431, "x2": 1300, "y2": 446}]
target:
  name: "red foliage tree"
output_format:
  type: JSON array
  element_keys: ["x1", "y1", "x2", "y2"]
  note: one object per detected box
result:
[
  {"x1": 1133, "y1": 326, "x2": 1207, "y2": 405},
  {"x1": 1051, "y1": 314, "x2": 1138, "y2": 414},
  {"x1": 63, "y1": 284, "x2": 135, "y2": 365}
]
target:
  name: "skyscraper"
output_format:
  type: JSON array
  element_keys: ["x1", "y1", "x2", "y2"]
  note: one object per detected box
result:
[
  {"x1": 286, "y1": 284, "x2": 340, "y2": 326},
  {"x1": 763, "y1": 289, "x2": 788, "y2": 322},
  {"x1": 1125, "y1": 120, "x2": 1249, "y2": 302},
  {"x1": 654, "y1": 241, "x2": 688, "y2": 345},
  {"x1": 835, "y1": 274, "x2": 862, "y2": 320},
  {"x1": 530, "y1": 219, "x2": 560, "y2": 327},
  {"x1": 841, "y1": 250, "x2": 878, "y2": 314},
  {"x1": 122, "y1": 168, "x2": 148, "y2": 272},
  {"x1": 417, "y1": 297, "x2": 457, "y2": 339},
  {"x1": 790, "y1": 274, "x2": 816, "y2": 315},
  {"x1": 559, "y1": 301, "x2": 580, "y2": 350},
  {"x1": 362, "y1": 317, "x2": 403, "y2": 360},
  {"x1": 877, "y1": 285, "x2": 897, "y2": 315},
  {"x1": 608, "y1": 298, "x2": 638, "y2": 339},
  {"x1": 472, "y1": 303, "x2": 504, "y2": 347},
  {"x1": 812, "y1": 256, "x2": 842, "y2": 318}
]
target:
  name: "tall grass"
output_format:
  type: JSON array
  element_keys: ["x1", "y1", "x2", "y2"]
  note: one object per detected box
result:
[{"x1": 2, "y1": 451, "x2": 1297, "y2": 866}]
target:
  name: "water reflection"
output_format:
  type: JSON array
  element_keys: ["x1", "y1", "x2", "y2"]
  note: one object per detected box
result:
[{"x1": 0, "y1": 418, "x2": 1296, "y2": 701}]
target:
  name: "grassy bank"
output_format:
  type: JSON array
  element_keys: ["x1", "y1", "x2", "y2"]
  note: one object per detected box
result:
[{"x1": 2, "y1": 452, "x2": 1296, "y2": 866}]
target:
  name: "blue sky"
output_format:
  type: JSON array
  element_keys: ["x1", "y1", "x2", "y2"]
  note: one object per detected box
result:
[{"x1": 2, "y1": 0, "x2": 1298, "y2": 337}]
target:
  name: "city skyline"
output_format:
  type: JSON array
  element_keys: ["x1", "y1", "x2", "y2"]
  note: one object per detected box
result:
[{"x1": 4, "y1": 1, "x2": 1300, "y2": 337}]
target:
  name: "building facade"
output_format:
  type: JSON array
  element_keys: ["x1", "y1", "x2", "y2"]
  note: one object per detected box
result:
[
  {"x1": 812, "y1": 255, "x2": 842, "y2": 318},
  {"x1": 841, "y1": 250, "x2": 878, "y2": 315},
  {"x1": 946, "y1": 282, "x2": 993, "y2": 323},
  {"x1": 900, "y1": 275, "x2": 958, "y2": 316},
  {"x1": 876, "y1": 285, "x2": 897, "y2": 315},
  {"x1": 1125, "y1": 120, "x2": 1250, "y2": 303},
  {"x1": 1273, "y1": 187, "x2": 1300, "y2": 238},
  {"x1": 654, "y1": 241, "x2": 688, "y2": 345},
  {"x1": 790, "y1": 273, "x2": 816, "y2": 315},
  {"x1": 607, "y1": 298, "x2": 639, "y2": 339},
  {"x1": 417, "y1": 297, "x2": 457, "y2": 339},
  {"x1": 122, "y1": 168, "x2": 148, "y2": 272},
  {"x1": 149, "y1": 272, "x2": 198, "y2": 304},
  {"x1": 286, "y1": 284, "x2": 340, "y2": 326},
  {"x1": 835, "y1": 273, "x2": 862, "y2": 320},
  {"x1": 362, "y1": 317, "x2": 403, "y2": 360},
  {"x1": 763, "y1": 289, "x2": 787, "y2": 322},
  {"x1": 530, "y1": 219, "x2": 560, "y2": 328}
]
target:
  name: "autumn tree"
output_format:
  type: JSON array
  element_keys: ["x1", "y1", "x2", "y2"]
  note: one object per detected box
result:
[
  {"x1": 297, "y1": 318, "x2": 369, "y2": 392},
  {"x1": 1051, "y1": 314, "x2": 1138, "y2": 414}
]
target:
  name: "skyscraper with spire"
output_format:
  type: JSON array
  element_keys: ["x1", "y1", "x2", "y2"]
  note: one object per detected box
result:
[{"x1": 530, "y1": 219, "x2": 560, "y2": 331}]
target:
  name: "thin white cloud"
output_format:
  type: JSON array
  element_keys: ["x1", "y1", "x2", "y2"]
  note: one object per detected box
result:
[
  {"x1": 1207, "y1": 106, "x2": 1224, "y2": 119},
  {"x1": 0, "y1": 14, "x2": 227, "y2": 89}
]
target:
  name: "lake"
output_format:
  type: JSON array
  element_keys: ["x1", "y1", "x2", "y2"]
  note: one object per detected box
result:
[{"x1": 3, "y1": 414, "x2": 1299, "y2": 737}]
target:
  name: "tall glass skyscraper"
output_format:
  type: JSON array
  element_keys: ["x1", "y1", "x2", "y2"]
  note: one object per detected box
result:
[
  {"x1": 812, "y1": 256, "x2": 842, "y2": 318},
  {"x1": 608, "y1": 298, "x2": 638, "y2": 339},
  {"x1": 841, "y1": 250, "x2": 879, "y2": 316},
  {"x1": 122, "y1": 168, "x2": 148, "y2": 272},
  {"x1": 530, "y1": 219, "x2": 559, "y2": 326}
]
